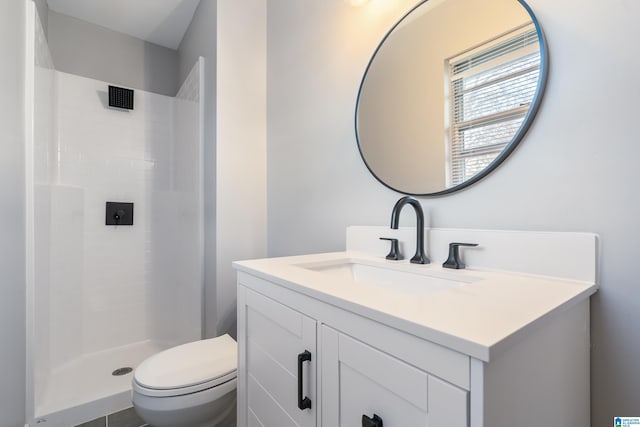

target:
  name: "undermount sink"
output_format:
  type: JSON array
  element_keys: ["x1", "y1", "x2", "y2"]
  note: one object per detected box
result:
[{"x1": 297, "y1": 258, "x2": 481, "y2": 296}]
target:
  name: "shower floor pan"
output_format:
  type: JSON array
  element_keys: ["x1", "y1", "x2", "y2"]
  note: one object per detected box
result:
[{"x1": 33, "y1": 340, "x2": 168, "y2": 426}]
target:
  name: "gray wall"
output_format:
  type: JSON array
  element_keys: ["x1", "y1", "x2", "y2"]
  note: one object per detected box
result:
[
  {"x1": 178, "y1": 0, "x2": 218, "y2": 339},
  {"x1": 178, "y1": 0, "x2": 268, "y2": 340},
  {"x1": 0, "y1": 1, "x2": 26, "y2": 426},
  {"x1": 48, "y1": 10, "x2": 179, "y2": 96},
  {"x1": 34, "y1": 0, "x2": 48, "y2": 38},
  {"x1": 266, "y1": 0, "x2": 640, "y2": 424},
  {"x1": 178, "y1": 0, "x2": 216, "y2": 86}
]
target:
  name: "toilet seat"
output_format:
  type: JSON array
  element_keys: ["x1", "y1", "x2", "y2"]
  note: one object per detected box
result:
[
  {"x1": 133, "y1": 370, "x2": 237, "y2": 397},
  {"x1": 133, "y1": 334, "x2": 237, "y2": 398}
]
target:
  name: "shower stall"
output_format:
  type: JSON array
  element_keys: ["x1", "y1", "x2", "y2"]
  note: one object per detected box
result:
[{"x1": 25, "y1": 3, "x2": 205, "y2": 425}]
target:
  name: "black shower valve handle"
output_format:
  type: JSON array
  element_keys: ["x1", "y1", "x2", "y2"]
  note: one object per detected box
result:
[{"x1": 114, "y1": 209, "x2": 126, "y2": 221}]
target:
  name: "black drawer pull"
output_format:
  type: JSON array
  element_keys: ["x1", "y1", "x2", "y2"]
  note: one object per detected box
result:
[
  {"x1": 362, "y1": 413, "x2": 383, "y2": 427},
  {"x1": 297, "y1": 350, "x2": 312, "y2": 410}
]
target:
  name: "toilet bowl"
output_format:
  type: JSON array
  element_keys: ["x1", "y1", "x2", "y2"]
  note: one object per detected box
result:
[{"x1": 132, "y1": 334, "x2": 237, "y2": 427}]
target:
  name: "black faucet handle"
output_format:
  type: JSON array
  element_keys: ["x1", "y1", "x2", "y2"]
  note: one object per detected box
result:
[
  {"x1": 443, "y1": 242, "x2": 478, "y2": 269},
  {"x1": 380, "y1": 237, "x2": 403, "y2": 260}
]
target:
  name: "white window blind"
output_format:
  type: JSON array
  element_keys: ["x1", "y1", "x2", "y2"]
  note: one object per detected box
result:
[{"x1": 447, "y1": 24, "x2": 540, "y2": 186}]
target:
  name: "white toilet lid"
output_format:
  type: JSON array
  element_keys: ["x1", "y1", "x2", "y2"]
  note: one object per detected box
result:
[{"x1": 134, "y1": 334, "x2": 237, "y2": 390}]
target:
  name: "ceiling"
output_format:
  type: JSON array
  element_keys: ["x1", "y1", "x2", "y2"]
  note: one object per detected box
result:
[{"x1": 47, "y1": 0, "x2": 201, "y2": 50}]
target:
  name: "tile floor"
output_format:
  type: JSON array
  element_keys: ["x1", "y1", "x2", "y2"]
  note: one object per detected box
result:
[{"x1": 74, "y1": 407, "x2": 146, "y2": 427}]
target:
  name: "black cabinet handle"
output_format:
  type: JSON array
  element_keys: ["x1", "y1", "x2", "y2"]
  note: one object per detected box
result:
[
  {"x1": 362, "y1": 413, "x2": 383, "y2": 427},
  {"x1": 297, "y1": 350, "x2": 312, "y2": 410}
]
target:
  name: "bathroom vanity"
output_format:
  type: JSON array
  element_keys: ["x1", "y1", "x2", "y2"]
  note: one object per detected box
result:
[{"x1": 234, "y1": 227, "x2": 597, "y2": 427}]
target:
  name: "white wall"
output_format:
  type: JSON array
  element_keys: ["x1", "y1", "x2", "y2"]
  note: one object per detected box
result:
[
  {"x1": 0, "y1": 1, "x2": 26, "y2": 425},
  {"x1": 48, "y1": 10, "x2": 179, "y2": 97},
  {"x1": 216, "y1": 0, "x2": 267, "y2": 337},
  {"x1": 266, "y1": 0, "x2": 640, "y2": 424},
  {"x1": 268, "y1": 0, "x2": 401, "y2": 256},
  {"x1": 178, "y1": 0, "x2": 219, "y2": 338}
]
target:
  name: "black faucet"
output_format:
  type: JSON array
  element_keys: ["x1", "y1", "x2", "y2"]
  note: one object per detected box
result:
[{"x1": 390, "y1": 196, "x2": 430, "y2": 264}]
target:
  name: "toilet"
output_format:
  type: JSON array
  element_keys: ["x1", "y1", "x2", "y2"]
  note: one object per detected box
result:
[{"x1": 132, "y1": 334, "x2": 237, "y2": 427}]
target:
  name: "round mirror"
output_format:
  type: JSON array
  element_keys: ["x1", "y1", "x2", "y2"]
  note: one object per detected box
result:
[{"x1": 356, "y1": 0, "x2": 548, "y2": 196}]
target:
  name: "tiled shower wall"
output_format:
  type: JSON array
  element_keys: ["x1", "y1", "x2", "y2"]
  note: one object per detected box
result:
[
  {"x1": 32, "y1": 5, "x2": 56, "y2": 407},
  {"x1": 55, "y1": 72, "x2": 173, "y2": 356},
  {"x1": 34, "y1": 67, "x2": 203, "y2": 378},
  {"x1": 148, "y1": 58, "x2": 203, "y2": 345}
]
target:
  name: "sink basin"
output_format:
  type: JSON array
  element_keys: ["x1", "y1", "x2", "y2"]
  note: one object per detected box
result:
[{"x1": 297, "y1": 258, "x2": 480, "y2": 296}]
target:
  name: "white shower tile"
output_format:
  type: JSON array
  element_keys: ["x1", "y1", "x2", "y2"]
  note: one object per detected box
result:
[
  {"x1": 48, "y1": 185, "x2": 85, "y2": 369},
  {"x1": 32, "y1": 22, "x2": 206, "y2": 424},
  {"x1": 40, "y1": 68, "x2": 202, "y2": 377}
]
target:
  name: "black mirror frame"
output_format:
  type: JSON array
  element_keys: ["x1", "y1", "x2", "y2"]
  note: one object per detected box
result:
[{"x1": 354, "y1": 0, "x2": 549, "y2": 197}]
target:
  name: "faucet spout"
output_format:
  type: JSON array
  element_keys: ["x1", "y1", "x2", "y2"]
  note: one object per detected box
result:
[{"x1": 390, "y1": 196, "x2": 430, "y2": 264}]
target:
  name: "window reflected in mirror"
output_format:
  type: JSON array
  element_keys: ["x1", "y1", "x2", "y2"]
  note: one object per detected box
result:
[{"x1": 447, "y1": 24, "x2": 540, "y2": 186}]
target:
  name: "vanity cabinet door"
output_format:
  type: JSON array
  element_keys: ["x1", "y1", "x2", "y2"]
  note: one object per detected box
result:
[
  {"x1": 321, "y1": 326, "x2": 468, "y2": 427},
  {"x1": 238, "y1": 286, "x2": 317, "y2": 427}
]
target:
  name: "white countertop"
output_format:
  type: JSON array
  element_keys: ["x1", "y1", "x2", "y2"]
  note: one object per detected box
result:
[{"x1": 234, "y1": 251, "x2": 598, "y2": 361}]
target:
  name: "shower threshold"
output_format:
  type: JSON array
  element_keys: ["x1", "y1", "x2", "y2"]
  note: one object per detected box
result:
[{"x1": 33, "y1": 340, "x2": 168, "y2": 426}]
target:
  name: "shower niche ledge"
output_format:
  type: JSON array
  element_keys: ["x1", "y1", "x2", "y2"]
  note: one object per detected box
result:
[{"x1": 234, "y1": 227, "x2": 598, "y2": 427}]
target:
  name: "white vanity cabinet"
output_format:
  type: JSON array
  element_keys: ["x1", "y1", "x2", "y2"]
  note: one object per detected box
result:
[
  {"x1": 237, "y1": 285, "x2": 316, "y2": 427},
  {"x1": 236, "y1": 258, "x2": 593, "y2": 427},
  {"x1": 321, "y1": 326, "x2": 468, "y2": 427},
  {"x1": 237, "y1": 274, "x2": 472, "y2": 427}
]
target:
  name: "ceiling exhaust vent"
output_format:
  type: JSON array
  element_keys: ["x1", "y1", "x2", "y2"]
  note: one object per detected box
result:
[{"x1": 108, "y1": 85, "x2": 134, "y2": 110}]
